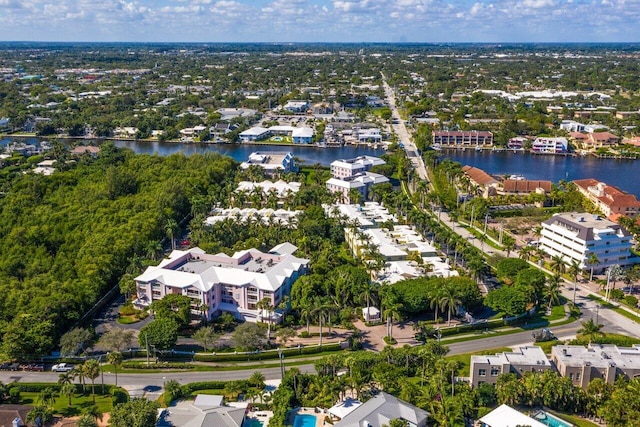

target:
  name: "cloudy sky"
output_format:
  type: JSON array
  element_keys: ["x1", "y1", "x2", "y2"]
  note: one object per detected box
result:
[{"x1": 0, "y1": 0, "x2": 638, "y2": 43}]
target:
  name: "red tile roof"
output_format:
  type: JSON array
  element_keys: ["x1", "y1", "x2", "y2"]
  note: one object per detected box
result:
[
  {"x1": 462, "y1": 165, "x2": 498, "y2": 186},
  {"x1": 573, "y1": 179, "x2": 640, "y2": 209},
  {"x1": 503, "y1": 180, "x2": 552, "y2": 193}
]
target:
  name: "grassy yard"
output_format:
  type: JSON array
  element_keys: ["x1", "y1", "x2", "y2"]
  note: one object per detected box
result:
[
  {"x1": 21, "y1": 391, "x2": 112, "y2": 417},
  {"x1": 446, "y1": 347, "x2": 512, "y2": 376}
]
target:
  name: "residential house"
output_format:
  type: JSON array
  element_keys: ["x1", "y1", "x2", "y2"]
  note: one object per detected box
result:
[
  {"x1": 205, "y1": 208, "x2": 302, "y2": 228},
  {"x1": 216, "y1": 108, "x2": 257, "y2": 122},
  {"x1": 157, "y1": 394, "x2": 247, "y2": 427},
  {"x1": 539, "y1": 212, "x2": 638, "y2": 272},
  {"x1": 240, "y1": 152, "x2": 297, "y2": 176},
  {"x1": 551, "y1": 344, "x2": 640, "y2": 388},
  {"x1": 573, "y1": 179, "x2": 640, "y2": 220},
  {"x1": 134, "y1": 244, "x2": 308, "y2": 323},
  {"x1": 291, "y1": 127, "x2": 314, "y2": 144},
  {"x1": 501, "y1": 180, "x2": 552, "y2": 196},
  {"x1": 234, "y1": 180, "x2": 301, "y2": 206},
  {"x1": 283, "y1": 100, "x2": 309, "y2": 114},
  {"x1": 332, "y1": 392, "x2": 428, "y2": 427},
  {"x1": 479, "y1": 405, "x2": 549, "y2": 427},
  {"x1": 330, "y1": 156, "x2": 386, "y2": 179},
  {"x1": 470, "y1": 346, "x2": 552, "y2": 388},
  {"x1": 532, "y1": 137, "x2": 568, "y2": 154},
  {"x1": 461, "y1": 165, "x2": 499, "y2": 197},
  {"x1": 324, "y1": 202, "x2": 397, "y2": 229},
  {"x1": 239, "y1": 127, "x2": 271, "y2": 142},
  {"x1": 432, "y1": 131, "x2": 493, "y2": 147},
  {"x1": 357, "y1": 127, "x2": 382, "y2": 143},
  {"x1": 616, "y1": 111, "x2": 640, "y2": 120},
  {"x1": 0, "y1": 404, "x2": 31, "y2": 427},
  {"x1": 70, "y1": 145, "x2": 101, "y2": 157}
]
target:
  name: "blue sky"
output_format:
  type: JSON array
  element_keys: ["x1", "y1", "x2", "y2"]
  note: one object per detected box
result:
[{"x1": 0, "y1": 0, "x2": 638, "y2": 43}]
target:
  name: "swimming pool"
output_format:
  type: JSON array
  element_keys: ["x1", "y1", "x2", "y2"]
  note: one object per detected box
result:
[
  {"x1": 293, "y1": 414, "x2": 317, "y2": 427},
  {"x1": 533, "y1": 411, "x2": 573, "y2": 427},
  {"x1": 243, "y1": 419, "x2": 264, "y2": 427}
]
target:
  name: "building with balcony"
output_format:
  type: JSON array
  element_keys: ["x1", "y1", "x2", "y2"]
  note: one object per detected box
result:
[
  {"x1": 330, "y1": 156, "x2": 386, "y2": 179},
  {"x1": 551, "y1": 344, "x2": 640, "y2": 389},
  {"x1": 470, "y1": 346, "x2": 552, "y2": 388},
  {"x1": 539, "y1": 212, "x2": 638, "y2": 272},
  {"x1": 326, "y1": 172, "x2": 389, "y2": 203},
  {"x1": 134, "y1": 244, "x2": 308, "y2": 323},
  {"x1": 432, "y1": 131, "x2": 493, "y2": 147},
  {"x1": 573, "y1": 179, "x2": 640, "y2": 221},
  {"x1": 532, "y1": 137, "x2": 568, "y2": 154},
  {"x1": 240, "y1": 152, "x2": 297, "y2": 175}
]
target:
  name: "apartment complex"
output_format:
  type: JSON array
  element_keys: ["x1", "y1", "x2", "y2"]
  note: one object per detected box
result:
[
  {"x1": 432, "y1": 130, "x2": 493, "y2": 147},
  {"x1": 539, "y1": 212, "x2": 638, "y2": 272},
  {"x1": 470, "y1": 346, "x2": 552, "y2": 388},
  {"x1": 134, "y1": 244, "x2": 309, "y2": 323},
  {"x1": 573, "y1": 179, "x2": 640, "y2": 220},
  {"x1": 330, "y1": 156, "x2": 386, "y2": 179},
  {"x1": 551, "y1": 344, "x2": 640, "y2": 388}
]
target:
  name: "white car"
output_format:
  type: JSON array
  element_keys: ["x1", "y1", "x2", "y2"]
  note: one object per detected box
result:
[{"x1": 51, "y1": 363, "x2": 74, "y2": 372}]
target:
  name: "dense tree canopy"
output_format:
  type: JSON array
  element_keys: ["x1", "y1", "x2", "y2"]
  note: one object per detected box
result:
[{"x1": 0, "y1": 146, "x2": 236, "y2": 359}]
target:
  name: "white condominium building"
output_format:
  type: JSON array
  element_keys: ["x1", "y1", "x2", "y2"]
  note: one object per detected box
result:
[
  {"x1": 539, "y1": 212, "x2": 638, "y2": 272},
  {"x1": 134, "y1": 244, "x2": 308, "y2": 323}
]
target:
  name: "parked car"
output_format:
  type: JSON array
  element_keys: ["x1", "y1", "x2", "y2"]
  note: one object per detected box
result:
[
  {"x1": 22, "y1": 363, "x2": 44, "y2": 372},
  {"x1": 51, "y1": 363, "x2": 74, "y2": 372}
]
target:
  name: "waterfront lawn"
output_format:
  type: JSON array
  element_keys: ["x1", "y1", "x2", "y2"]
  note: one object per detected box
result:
[{"x1": 21, "y1": 391, "x2": 112, "y2": 416}]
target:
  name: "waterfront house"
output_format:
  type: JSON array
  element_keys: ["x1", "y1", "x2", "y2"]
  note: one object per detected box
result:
[
  {"x1": 240, "y1": 152, "x2": 297, "y2": 175},
  {"x1": 501, "y1": 179, "x2": 552, "y2": 196},
  {"x1": 71, "y1": 145, "x2": 101, "y2": 157},
  {"x1": 291, "y1": 127, "x2": 314, "y2": 144},
  {"x1": 239, "y1": 127, "x2": 271, "y2": 142},
  {"x1": 573, "y1": 179, "x2": 640, "y2": 220},
  {"x1": 134, "y1": 244, "x2": 308, "y2": 323},
  {"x1": 461, "y1": 165, "x2": 499, "y2": 196},
  {"x1": 470, "y1": 346, "x2": 552, "y2": 388},
  {"x1": 532, "y1": 137, "x2": 568, "y2": 154},
  {"x1": 551, "y1": 344, "x2": 640, "y2": 389},
  {"x1": 539, "y1": 212, "x2": 638, "y2": 272}
]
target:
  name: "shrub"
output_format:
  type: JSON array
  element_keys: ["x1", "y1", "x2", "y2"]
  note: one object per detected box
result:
[
  {"x1": 298, "y1": 331, "x2": 310, "y2": 338},
  {"x1": 8, "y1": 387, "x2": 20, "y2": 403},
  {"x1": 610, "y1": 289, "x2": 625, "y2": 301},
  {"x1": 119, "y1": 304, "x2": 137, "y2": 316},
  {"x1": 111, "y1": 387, "x2": 129, "y2": 405},
  {"x1": 624, "y1": 295, "x2": 638, "y2": 308}
]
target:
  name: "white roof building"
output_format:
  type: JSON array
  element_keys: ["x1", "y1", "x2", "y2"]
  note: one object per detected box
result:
[
  {"x1": 235, "y1": 180, "x2": 301, "y2": 198},
  {"x1": 205, "y1": 208, "x2": 301, "y2": 227},
  {"x1": 479, "y1": 404, "x2": 548, "y2": 427},
  {"x1": 333, "y1": 392, "x2": 428, "y2": 427},
  {"x1": 323, "y1": 202, "x2": 397, "y2": 229},
  {"x1": 470, "y1": 346, "x2": 552, "y2": 388},
  {"x1": 239, "y1": 127, "x2": 271, "y2": 142},
  {"x1": 240, "y1": 152, "x2": 296, "y2": 175},
  {"x1": 331, "y1": 156, "x2": 386, "y2": 179},
  {"x1": 134, "y1": 245, "x2": 308, "y2": 322}
]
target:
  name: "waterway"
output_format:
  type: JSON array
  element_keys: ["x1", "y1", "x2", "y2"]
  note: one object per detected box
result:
[
  {"x1": 442, "y1": 149, "x2": 640, "y2": 198},
  {"x1": 0, "y1": 137, "x2": 385, "y2": 167}
]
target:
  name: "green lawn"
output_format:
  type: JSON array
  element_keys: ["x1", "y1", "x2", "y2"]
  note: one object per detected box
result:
[
  {"x1": 446, "y1": 347, "x2": 512, "y2": 376},
  {"x1": 547, "y1": 410, "x2": 600, "y2": 427},
  {"x1": 21, "y1": 391, "x2": 112, "y2": 417}
]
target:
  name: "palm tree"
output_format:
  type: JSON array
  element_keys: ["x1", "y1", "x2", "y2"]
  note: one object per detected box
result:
[
  {"x1": 545, "y1": 275, "x2": 563, "y2": 311},
  {"x1": 578, "y1": 318, "x2": 604, "y2": 343},
  {"x1": 38, "y1": 387, "x2": 58, "y2": 407},
  {"x1": 587, "y1": 252, "x2": 600, "y2": 281},
  {"x1": 256, "y1": 297, "x2": 275, "y2": 343},
  {"x1": 164, "y1": 218, "x2": 179, "y2": 251},
  {"x1": 429, "y1": 287, "x2": 444, "y2": 323},
  {"x1": 439, "y1": 286, "x2": 462, "y2": 326},
  {"x1": 82, "y1": 360, "x2": 100, "y2": 403},
  {"x1": 106, "y1": 351, "x2": 123, "y2": 387},
  {"x1": 568, "y1": 259, "x2": 581, "y2": 304},
  {"x1": 550, "y1": 254, "x2": 567, "y2": 277},
  {"x1": 58, "y1": 371, "x2": 76, "y2": 406}
]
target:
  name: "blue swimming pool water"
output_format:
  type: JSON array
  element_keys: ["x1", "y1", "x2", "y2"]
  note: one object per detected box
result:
[
  {"x1": 244, "y1": 419, "x2": 264, "y2": 427},
  {"x1": 533, "y1": 411, "x2": 573, "y2": 427},
  {"x1": 293, "y1": 414, "x2": 316, "y2": 427}
]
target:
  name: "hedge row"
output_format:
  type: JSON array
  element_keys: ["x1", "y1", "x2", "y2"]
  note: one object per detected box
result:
[
  {"x1": 122, "y1": 362, "x2": 196, "y2": 370},
  {"x1": 192, "y1": 342, "x2": 343, "y2": 363}
]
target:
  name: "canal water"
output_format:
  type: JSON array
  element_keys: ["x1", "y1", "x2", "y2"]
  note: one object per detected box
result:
[
  {"x1": 0, "y1": 137, "x2": 385, "y2": 167},
  {"x1": 442, "y1": 149, "x2": 640, "y2": 198}
]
